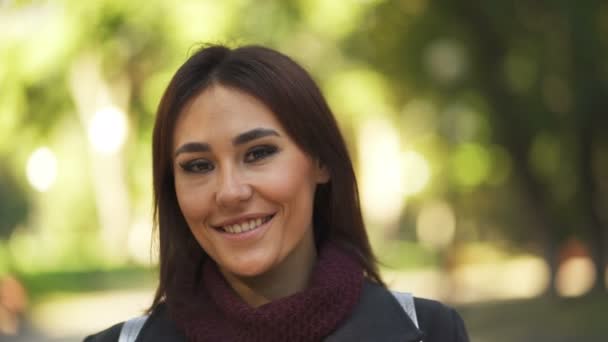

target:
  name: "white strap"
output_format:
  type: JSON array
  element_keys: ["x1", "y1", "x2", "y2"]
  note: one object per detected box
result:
[
  {"x1": 118, "y1": 315, "x2": 149, "y2": 342},
  {"x1": 391, "y1": 291, "x2": 419, "y2": 329},
  {"x1": 116, "y1": 295, "x2": 415, "y2": 341}
]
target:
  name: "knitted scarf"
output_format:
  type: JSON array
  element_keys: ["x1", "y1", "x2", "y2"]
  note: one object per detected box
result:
[{"x1": 168, "y1": 243, "x2": 364, "y2": 341}]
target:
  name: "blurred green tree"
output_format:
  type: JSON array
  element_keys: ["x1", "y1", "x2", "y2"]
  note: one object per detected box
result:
[
  {"x1": 2, "y1": 0, "x2": 606, "y2": 296},
  {"x1": 342, "y1": 0, "x2": 608, "y2": 293},
  {"x1": 0, "y1": 167, "x2": 29, "y2": 240}
]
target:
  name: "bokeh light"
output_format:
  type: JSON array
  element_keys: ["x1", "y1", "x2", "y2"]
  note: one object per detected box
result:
[
  {"x1": 359, "y1": 118, "x2": 431, "y2": 225},
  {"x1": 452, "y1": 255, "x2": 550, "y2": 302},
  {"x1": 87, "y1": 106, "x2": 128, "y2": 155},
  {"x1": 359, "y1": 119, "x2": 404, "y2": 224},
  {"x1": 26, "y1": 147, "x2": 58, "y2": 192},
  {"x1": 504, "y1": 52, "x2": 538, "y2": 93},
  {"x1": 425, "y1": 39, "x2": 467, "y2": 84},
  {"x1": 556, "y1": 256, "x2": 596, "y2": 297},
  {"x1": 402, "y1": 150, "x2": 431, "y2": 196},
  {"x1": 529, "y1": 132, "x2": 560, "y2": 179},
  {"x1": 451, "y1": 143, "x2": 491, "y2": 188},
  {"x1": 326, "y1": 67, "x2": 392, "y2": 121}
]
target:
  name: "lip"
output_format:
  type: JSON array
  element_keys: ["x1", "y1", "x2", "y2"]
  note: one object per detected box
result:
[
  {"x1": 210, "y1": 213, "x2": 276, "y2": 242},
  {"x1": 212, "y1": 213, "x2": 275, "y2": 228}
]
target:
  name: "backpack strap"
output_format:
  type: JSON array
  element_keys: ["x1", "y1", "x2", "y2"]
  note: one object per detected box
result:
[
  {"x1": 390, "y1": 291, "x2": 419, "y2": 329},
  {"x1": 118, "y1": 315, "x2": 149, "y2": 342}
]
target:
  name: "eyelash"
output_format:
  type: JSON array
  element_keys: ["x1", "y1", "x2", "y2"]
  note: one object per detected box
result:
[
  {"x1": 244, "y1": 145, "x2": 278, "y2": 163},
  {"x1": 179, "y1": 145, "x2": 279, "y2": 174},
  {"x1": 180, "y1": 159, "x2": 213, "y2": 173}
]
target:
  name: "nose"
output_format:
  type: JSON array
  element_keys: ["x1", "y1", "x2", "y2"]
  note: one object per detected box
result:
[{"x1": 215, "y1": 166, "x2": 252, "y2": 207}]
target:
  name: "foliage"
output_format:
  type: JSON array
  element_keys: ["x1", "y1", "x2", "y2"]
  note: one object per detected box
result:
[
  {"x1": 0, "y1": 167, "x2": 29, "y2": 240},
  {"x1": 0, "y1": 0, "x2": 606, "y2": 295}
]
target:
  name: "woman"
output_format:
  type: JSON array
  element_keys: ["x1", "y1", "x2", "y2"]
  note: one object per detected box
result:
[{"x1": 85, "y1": 45, "x2": 469, "y2": 342}]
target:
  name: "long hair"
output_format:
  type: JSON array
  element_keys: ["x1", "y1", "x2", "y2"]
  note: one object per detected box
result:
[{"x1": 150, "y1": 45, "x2": 383, "y2": 311}]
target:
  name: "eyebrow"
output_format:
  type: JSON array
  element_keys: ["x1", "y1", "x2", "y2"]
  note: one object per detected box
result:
[
  {"x1": 174, "y1": 128, "x2": 280, "y2": 157},
  {"x1": 232, "y1": 128, "x2": 280, "y2": 145},
  {"x1": 174, "y1": 142, "x2": 211, "y2": 157}
]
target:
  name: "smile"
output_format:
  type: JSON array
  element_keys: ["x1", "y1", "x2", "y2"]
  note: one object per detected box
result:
[{"x1": 216, "y1": 214, "x2": 274, "y2": 234}]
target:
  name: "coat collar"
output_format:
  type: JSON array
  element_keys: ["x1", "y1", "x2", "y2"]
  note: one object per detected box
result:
[{"x1": 324, "y1": 281, "x2": 425, "y2": 342}]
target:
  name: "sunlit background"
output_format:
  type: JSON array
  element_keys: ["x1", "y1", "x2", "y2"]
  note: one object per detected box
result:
[{"x1": 1, "y1": 1, "x2": 607, "y2": 341}]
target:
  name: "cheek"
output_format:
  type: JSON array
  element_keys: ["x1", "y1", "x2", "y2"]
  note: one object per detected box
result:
[
  {"x1": 175, "y1": 180, "x2": 212, "y2": 222},
  {"x1": 259, "y1": 160, "x2": 317, "y2": 214}
]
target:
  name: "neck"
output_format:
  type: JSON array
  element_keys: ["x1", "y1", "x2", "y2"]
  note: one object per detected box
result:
[{"x1": 220, "y1": 235, "x2": 317, "y2": 308}]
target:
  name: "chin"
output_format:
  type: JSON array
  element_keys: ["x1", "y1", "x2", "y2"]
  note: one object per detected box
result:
[{"x1": 221, "y1": 258, "x2": 273, "y2": 278}]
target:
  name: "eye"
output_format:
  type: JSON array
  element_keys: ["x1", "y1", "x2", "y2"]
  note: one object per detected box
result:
[
  {"x1": 244, "y1": 145, "x2": 278, "y2": 163},
  {"x1": 179, "y1": 159, "x2": 214, "y2": 173}
]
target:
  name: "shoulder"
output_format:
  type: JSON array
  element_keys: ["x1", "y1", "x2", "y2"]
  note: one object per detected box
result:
[
  {"x1": 327, "y1": 281, "x2": 424, "y2": 341},
  {"x1": 414, "y1": 297, "x2": 469, "y2": 342},
  {"x1": 356, "y1": 281, "x2": 469, "y2": 342},
  {"x1": 83, "y1": 303, "x2": 185, "y2": 342},
  {"x1": 83, "y1": 322, "x2": 122, "y2": 342}
]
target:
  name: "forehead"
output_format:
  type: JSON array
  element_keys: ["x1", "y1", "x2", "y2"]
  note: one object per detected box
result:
[{"x1": 173, "y1": 85, "x2": 284, "y2": 146}]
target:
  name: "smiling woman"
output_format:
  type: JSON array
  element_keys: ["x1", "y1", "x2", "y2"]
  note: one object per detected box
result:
[
  {"x1": 84, "y1": 45, "x2": 469, "y2": 342},
  {"x1": 173, "y1": 85, "x2": 328, "y2": 295}
]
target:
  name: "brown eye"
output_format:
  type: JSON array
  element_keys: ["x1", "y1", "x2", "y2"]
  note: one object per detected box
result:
[
  {"x1": 180, "y1": 159, "x2": 214, "y2": 173},
  {"x1": 244, "y1": 145, "x2": 278, "y2": 163}
]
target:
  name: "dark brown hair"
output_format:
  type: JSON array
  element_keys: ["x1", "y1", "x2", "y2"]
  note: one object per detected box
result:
[{"x1": 150, "y1": 45, "x2": 383, "y2": 311}]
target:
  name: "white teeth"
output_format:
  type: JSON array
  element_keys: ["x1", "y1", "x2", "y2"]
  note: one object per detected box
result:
[{"x1": 222, "y1": 216, "x2": 269, "y2": 234}]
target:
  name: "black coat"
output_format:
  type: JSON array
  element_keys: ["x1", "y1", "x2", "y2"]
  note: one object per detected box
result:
[{"x1": 84, "y1": 281, "x2": 469, "y2": 342}]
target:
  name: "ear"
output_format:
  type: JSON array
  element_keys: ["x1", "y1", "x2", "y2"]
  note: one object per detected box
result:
[{"x1": 314, "y1": 159, "x2": 331, "y2": 184}]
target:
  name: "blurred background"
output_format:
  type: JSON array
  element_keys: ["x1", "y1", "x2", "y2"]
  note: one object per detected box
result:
[{"x1": 1, "y1": 0, "x2": 607, "y2": 341}]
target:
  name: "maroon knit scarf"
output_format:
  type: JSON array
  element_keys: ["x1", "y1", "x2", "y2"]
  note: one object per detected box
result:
[{"x1": 168, "y1": 243, "x2": 364, "y2": 342}]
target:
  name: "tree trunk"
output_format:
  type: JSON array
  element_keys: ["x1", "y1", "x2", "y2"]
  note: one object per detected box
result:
[
  {"x1": 566, "y1": 1, "x2": 608, "y2": 292},
  {"x1": 449, "y1": 1, "x2": 563, "y2": 294}
]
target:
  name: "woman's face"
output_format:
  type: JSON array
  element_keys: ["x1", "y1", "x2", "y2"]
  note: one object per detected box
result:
[{"x1": 173, "y1": 85, "x2": 329, "y2": 278}]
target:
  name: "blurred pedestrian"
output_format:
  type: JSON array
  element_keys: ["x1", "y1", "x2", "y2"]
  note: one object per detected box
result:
[{"x1": 0, "y1": 275, "x2": 28, "y2": 336}]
